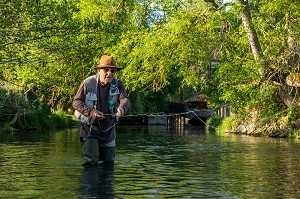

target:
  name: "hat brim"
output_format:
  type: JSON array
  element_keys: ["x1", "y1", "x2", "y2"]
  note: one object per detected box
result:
[{"x1": 94, "y1": 65, "x2": 122, "y2": 71}]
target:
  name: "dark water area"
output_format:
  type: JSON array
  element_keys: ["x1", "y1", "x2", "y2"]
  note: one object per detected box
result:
[{"x1": 0, "y1": 126, "x2": 299, "y2": 198}]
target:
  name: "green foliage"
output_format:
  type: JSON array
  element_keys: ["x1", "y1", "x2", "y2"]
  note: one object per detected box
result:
[
  {"x1": 216, "y1": 116, "x2": 237, "y2": 135},
  {"x1": 2, "y1": 123, "x2": 13, "y2": 133},
  {"x1": 24, "y1": 103, "x2": 52, "y2": 130},
  {"x1": 126, "y1": 89, "x2": 145, "y2": 114},
  {"x1": 113, "y1": 3, "x2": 221, "y2": 93},
  {"x1": 287, "y1": 130, "x2": 300, "y2": 139},
  {"x1": 22, "y1": 106, "x2": 78, "y2": 130},
  {"x1": 48, "y1": 111, "x2": 78, "y2": 129},
  {"x1": 127, "y1": 89, "x2": 170, "y2": 114},
  {"x1": 1, "y1": 0, "x2": 300, "y2": 136},
  {"x1": 205, "y1": 115, "x2": 223, "y2": 131},
  {"x1": 0, "y1": 87, "x2": 75, "y2": 130}
]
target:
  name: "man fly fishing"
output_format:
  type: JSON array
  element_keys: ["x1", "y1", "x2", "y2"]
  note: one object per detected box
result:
[{"x1": 73, "y1": 55, "x2": 130, "y2": 167}]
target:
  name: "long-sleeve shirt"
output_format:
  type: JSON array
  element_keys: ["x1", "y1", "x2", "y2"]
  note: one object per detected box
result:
[{"x1": 72, "y1": 76, "x2": 130, "y2": 143}]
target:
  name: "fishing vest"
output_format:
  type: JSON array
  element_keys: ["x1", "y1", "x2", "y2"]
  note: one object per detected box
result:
[{"x1": 74, "y1": 75, "x2": 120, "y2": 125}]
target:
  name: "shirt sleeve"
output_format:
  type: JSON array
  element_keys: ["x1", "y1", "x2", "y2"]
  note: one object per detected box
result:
[{"x1": 72, "y1": 82, "x2": 95, "y2": 118}]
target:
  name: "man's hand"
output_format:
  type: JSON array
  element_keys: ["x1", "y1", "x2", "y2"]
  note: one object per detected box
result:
[
  {"x1": 93, "y1": 110, "x2": 105, "y2": 120},
  {"x1": 116, "y1": 107, "x2": 124, "y2": 117}
]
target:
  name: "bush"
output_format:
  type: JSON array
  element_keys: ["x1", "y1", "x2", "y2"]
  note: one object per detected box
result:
[
  {"x1": 216, "y1": 116, "x2": 237, "y2": 135},
  {"x1": 0, "y1": 88, "x2": 77, "y2": 131},
  {"x1": 2, "y1": 123, "x2": 13, "y2": 133},
  {"x1": 49, "y1": 111, "x2": 78, "y2": 129},
  {"x1": 288, "y1": 130, "x2": 300, "y2": 139},
  {"x1": 205, "y1": 115, "x2": 223, "y2": 131}
]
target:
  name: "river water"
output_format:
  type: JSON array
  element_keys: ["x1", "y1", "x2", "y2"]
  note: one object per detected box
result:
[{"x1": 0, "y1": 126, "x2": 299, "y2": 198}]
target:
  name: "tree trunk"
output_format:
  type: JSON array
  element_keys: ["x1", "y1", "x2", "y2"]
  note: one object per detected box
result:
[
  {"x1": 9, "y1": 109, "x2": 20, "y2": 125},
  {"x1": 280, "y1": 11, "x2": 299, "y2": 108},
  {"x1": 235, "y1": 0, "x2": 263, "y2": 60}
]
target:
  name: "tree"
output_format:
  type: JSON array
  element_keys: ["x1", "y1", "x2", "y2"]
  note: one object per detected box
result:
[
  {"x1": 1, "y1": 0, "x2": 299, "y2": 136},
  {"x1": 235, "y1": 0, "x2": 262, "y2": 60}
]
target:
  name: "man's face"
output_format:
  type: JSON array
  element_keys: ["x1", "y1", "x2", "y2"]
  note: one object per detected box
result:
[{"x1": 98, "y1": 68, "x2": 117, "y2": 85}]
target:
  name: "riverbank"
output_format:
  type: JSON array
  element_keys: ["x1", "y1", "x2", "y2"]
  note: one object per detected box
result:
[
  {"x1": 212, "y1": 114, "x2": 300, "y2": 139},
  {"x1": 0, "y1": 111, "x2": 78, "y2": 133},
  {"x1": 2, "y1": 110, "x2": 299, "y2": 140}
]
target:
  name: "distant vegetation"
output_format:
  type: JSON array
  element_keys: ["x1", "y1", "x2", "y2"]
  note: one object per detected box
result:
[{"x1": 1, "y1": 0, "x2": 299, "y2": 138}]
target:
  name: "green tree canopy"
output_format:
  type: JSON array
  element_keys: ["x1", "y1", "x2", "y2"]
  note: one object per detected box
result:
[{"x1": 1, "y1": 0, "x2": 299, "y2": 135}]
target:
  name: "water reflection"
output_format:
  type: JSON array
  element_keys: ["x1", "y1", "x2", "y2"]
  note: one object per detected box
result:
[
  {"x1": 0, "y1": 127, "x2": 299, "y2": 198},
  {"x1": 79, "y1": 165, "x2": 115, "y2": 199}
]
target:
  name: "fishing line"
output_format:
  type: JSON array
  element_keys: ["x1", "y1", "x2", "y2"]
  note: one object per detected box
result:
[{"x1": 122, "y1": 110, "x2": 217, "y2": 129}]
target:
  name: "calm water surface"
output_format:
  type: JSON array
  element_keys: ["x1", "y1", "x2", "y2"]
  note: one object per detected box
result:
[{"x1": 0, "y1": 126, "x2": 299, "y2": 198}]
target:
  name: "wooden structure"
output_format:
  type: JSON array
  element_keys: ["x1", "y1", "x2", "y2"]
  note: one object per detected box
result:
[
  {"x1": 184, "y1": 92, "x2": 208, "y2": 109},
  {"x1": 119, "y1": 95, "x2": 216, "y2": 129},
  {"x1": 217, "y1": 103, "x2": 230, "y2": 119},
  {"x1": 166, "y1": 102, "x2": 188, "y2": 131},
  {"x1": 184, "y1": 92, "x2": 215, "y2": 126}
]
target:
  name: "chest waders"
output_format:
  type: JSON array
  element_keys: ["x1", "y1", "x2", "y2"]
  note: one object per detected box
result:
[{"x1": 75, "y1": 75, "x2": 120, "y2": 166}]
